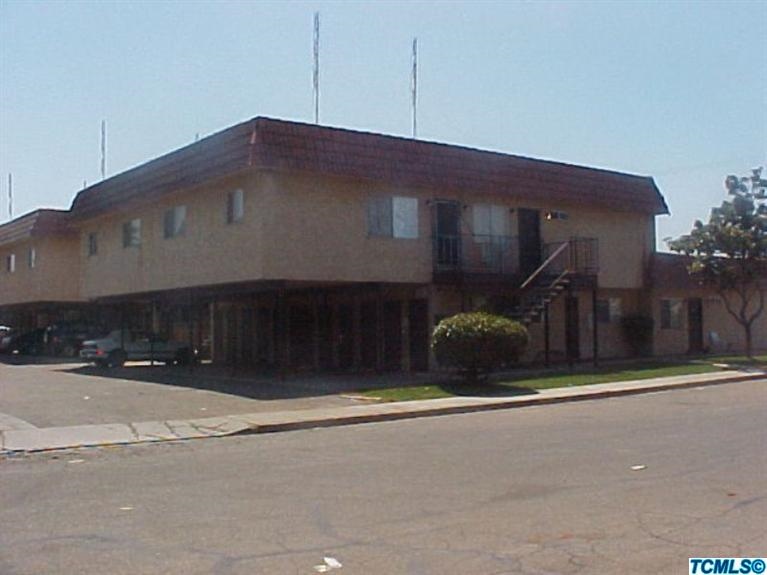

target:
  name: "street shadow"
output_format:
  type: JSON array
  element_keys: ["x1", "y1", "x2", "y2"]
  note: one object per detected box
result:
[{"x1": 56, "y1": 362, "x2": 439, "y2": 401}]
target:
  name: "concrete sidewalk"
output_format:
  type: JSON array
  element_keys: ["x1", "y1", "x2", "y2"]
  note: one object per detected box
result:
[{"x1": 1, "y1": 369, "x2": 764, "y2": 454}]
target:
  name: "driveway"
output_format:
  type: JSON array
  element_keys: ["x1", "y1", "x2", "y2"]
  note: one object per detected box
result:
[{"x1": 0, "y1": 360, "x2": 405, "y2": 429}]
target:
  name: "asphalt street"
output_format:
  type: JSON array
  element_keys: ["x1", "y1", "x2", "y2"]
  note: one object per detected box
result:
[{"x1": 1, "y1": 381, "x2": 765, "y2": 575}]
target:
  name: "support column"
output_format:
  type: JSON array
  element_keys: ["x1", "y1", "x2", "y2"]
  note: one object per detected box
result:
[
  {"x1": 278, "y1": 289, "x2": 289, "y2": 378},
  {"x1": 401, "y1": 298, "x2": 411, "y2": 372},
  {"x1": 592, "y1": 288, "x2": 599, "y2": 367},
  {"x1": 331, "y1": 299, "x2": 340, "y2": 369},
  {"x1": 352, "y1": 292, "x2": 362, "y2": 369},
  {"x1": 544, "y1": 303, "x2": 550, "y2": 368},
  {"x1": 151, "y1": 300, "x2": 160, "y2": 334},
  {"x1": 376, "y1": 285, "x2": 384, "y2": 372},
  {"x1": 312, "y1": 292, "x2": 320, "y2": 371},
  {"x1": 209, "y1": 300, "x2": 216, "y2": 363},
  {"x1": 188, "y1": 290, "x2": 195, "y2": 373}
]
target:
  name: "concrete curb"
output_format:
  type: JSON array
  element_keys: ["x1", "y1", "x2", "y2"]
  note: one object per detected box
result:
[
  {"x1": 1, "y1": 370, "x2": 764, "y2": 455},
  {"x1": 237, "y1": 371, "x2": 765, "y2": 434}
]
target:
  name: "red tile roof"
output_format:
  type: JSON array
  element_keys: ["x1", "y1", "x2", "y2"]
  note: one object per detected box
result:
[{"x1": 70, "y1": 117, "x2": 669, "y2": 220}]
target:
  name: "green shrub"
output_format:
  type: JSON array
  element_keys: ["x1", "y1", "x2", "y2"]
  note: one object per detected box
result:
[
  {"x1": 432, "y1": 312, "x2": 529, "y2": 381},
  {"x1": 620, "y1": 313, "x2": 654, "y2": 357}
]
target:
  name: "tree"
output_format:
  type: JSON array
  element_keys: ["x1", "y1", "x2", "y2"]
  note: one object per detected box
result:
[{"x1": 668, "y1": 167, "x2": 767, "y2": 358}]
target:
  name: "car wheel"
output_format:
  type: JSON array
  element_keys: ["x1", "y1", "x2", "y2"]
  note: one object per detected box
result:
[
  {"x1": 107, "y1": 350, "x2": 126, "y2": 368},
  {"x1": 174, "y1": 348, "x2": 191, "y2": 366}
]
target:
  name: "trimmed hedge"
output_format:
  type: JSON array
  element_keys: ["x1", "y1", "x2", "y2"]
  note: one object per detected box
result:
[{"x1": 432, "y1": 312, "x2": 529, "y2": 380}]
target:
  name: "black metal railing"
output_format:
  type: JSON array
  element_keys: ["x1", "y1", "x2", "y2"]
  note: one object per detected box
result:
[
  {"x1": 433, "y1": 234, "x2": 519, "y2": 275},
  {"x1": 542, "y1": 237, "x2": 599, "y2": 275},
  {"x1": 433, "y1": 235, "x2": 598, "y2": 278}
]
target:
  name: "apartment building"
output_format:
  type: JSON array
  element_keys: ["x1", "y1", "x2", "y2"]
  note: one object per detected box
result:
[
  {"x1": 0, "y1": 209, "x2": 84, "y2": 331},
  {"x1": 1, "y1": 117, "x2": 763, "y2": 368}
]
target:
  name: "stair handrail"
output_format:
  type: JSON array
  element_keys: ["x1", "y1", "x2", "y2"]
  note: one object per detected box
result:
[{"x1": 518, "y1": 240, "x2": 570, "y2": 292}]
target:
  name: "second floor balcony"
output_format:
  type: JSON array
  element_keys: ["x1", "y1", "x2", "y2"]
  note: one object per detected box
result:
[{"x1": 432, "y1": 234, "x2": 599, "y2": 284}]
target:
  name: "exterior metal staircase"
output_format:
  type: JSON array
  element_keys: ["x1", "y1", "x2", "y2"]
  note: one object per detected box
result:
[
  {"x1": 512, "y1": 270, "x2": 571, "y2": 326},
  {"x1": 509, "y1": 239, "x2": 594, "y2": 326}
]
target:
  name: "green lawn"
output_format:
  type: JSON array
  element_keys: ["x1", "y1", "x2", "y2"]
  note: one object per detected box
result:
[{"x1": 359, "y1": 359, "x2": 744, "y2": 403}]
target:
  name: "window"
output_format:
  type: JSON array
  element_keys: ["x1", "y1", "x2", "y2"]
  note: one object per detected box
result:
[
  {"x1": 28, "y1": 248, "x2": 36, "y2": 269},
  {"x1": 545, "y1": 210, "x2": 569, "y2": 220},
  {"x1": 88, "y1": 233, "x2": 98, "y2": 256},
  {"x1": 596, "y1": 298, "x2": 622, "y2": 324},
  {"x1": 661, "y1": 299, "x2": 683, "y2": 329},
  {"x1": 473, "y1": 204, "x2": 508, "y2": 238},
  {"x1": 163, "y1": 206, "x2": 187, "y2": 239},
  {"x1": 6, "y1": 253, "x2": 15, "y2": 273},
  {"x1": 367, "y1": 196, "x2": 418, "y2": 239},
  {"x1": 227, "y1": 189, "x2": 244, "y2": 223},
  {"x1": 122, "y1": 219, "x2": 142, "y2": 248}
]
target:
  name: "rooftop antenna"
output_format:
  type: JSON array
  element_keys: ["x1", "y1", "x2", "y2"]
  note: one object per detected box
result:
[
  {"x1": 313, "y1": 12, "x2": 320, "y2": 124},
  {"x1": 411, "y1": 37, "x2": 418, "y2": 139},
  {"x1": 100, "y1": 119, "x2": 107, "y2": 180},
  {"x1": 7, "y1": 173, "x2": 12, "y2": 220}
]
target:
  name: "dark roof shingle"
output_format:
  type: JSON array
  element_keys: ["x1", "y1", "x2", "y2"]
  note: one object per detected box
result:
[
  {"x1": 69, "y1": 117, "x2": 669, "y2": 220},
  {"x1": 0, "y1": 209, "x2": 72, "y2": 247}
]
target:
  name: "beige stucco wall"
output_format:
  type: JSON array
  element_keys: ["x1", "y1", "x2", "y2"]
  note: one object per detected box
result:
[
  {"x1": 259, "y1": 172, "x2": 433, "y2": 284},
  {"x1": 0, "y1": 235, "x2": 81, "y2": 305},
  {"x1": 57, "y1": 166, "x2": 659, "y2": 301},
  {"x1": 652, "y1": 288, "x2": 767, "y2": 356},
  {"x1": 80, "y1": 171, "x2": 267, "y2": 299}
]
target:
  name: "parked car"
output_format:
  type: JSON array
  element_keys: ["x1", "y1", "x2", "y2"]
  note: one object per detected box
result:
[
  {"x1": 45, "y1": 321, "x2": 104, "y2": 357},
  {"x1": 80, "y1": 330, "x2": 194, "y2": 368},
  {"x1": 0, "y1": 326, "x2": 13, "y2": 353},
  {"x1": 5, "y1": 328, "x2": 47, "y2": 356}
]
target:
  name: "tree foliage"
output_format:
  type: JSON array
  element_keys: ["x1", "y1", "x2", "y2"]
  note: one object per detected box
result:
[
  {"x1": 668, "y1": 168, "x2": 767, "y2": 357},
  {"x1": 432, "y1": 312, "x2": 528, "y2": 382}
]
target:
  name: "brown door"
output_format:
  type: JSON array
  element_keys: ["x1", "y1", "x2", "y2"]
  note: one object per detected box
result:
[
  {"x1": 434, "y1": 201, "x2": 462, "y2": 268},
  {"x1": 688, "y1": 298, "x2": 703, "y2": 354},
  {"x1": 518, "y1": 208, "x2": 542, "y2": 277}
]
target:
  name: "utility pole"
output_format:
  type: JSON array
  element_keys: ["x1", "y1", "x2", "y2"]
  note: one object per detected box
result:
[
  {"x1": 313, "y1": 12, "x2": 320, "y2": 124},
  {"x1": 7, "y1": 173, "x2": 12, "y2": 220},
  {"x1": 100, "y1": 119, "x2": 107, "y2": 180},
  {"x1": 411, "y1": 37, "x2": 418, "y2": 139}
]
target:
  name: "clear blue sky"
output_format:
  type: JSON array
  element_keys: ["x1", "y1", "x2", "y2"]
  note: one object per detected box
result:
[{"x1": 1, "y1": 0, "x2": 764, "y2": 248}]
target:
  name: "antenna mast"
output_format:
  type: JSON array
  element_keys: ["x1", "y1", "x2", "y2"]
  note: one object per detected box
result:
[
  {"x1": 313, "y1": 12, "x2": 320, "y2": 124},
  {"x1": 411, "y1": 37, "x2": 418, "y2": 139},
  {"x1": 100, "y1": 120, "x2": 107, "y2": 180},
  {"x1": 7, "y1": 173, "x2": 12, "y2": 220}
]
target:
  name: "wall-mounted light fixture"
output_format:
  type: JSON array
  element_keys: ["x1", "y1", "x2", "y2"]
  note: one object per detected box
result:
[{"x1": 545, "y1": 210, "x2": 569, "y2": 221}]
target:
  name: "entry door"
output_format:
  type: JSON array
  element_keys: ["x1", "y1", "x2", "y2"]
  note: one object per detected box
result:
[
  {"x1": 434, "y1": 201, "x2": 462, "y2": 267},
  {"x1": 688, "y1": 298, "x2": 703, "y2": 354},
  {"x1": 518, "y1": 208, "x2": 542, "y2": 277},
  {"x1": 565, "y1": 296, "x2": 580, "y2": 362}
]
